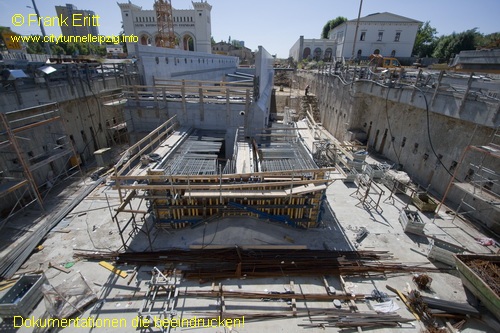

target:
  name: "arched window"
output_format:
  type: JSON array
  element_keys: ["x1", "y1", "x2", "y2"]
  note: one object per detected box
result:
[
  {"x1": 313, "y1": 47, "x2": 322, "y2": 61},
  {"x1": 324, "y1": 48, "x2": 333, "y2": 61},
  {"x1": 391, "y1": 50, "x2": 396, "y2": 57},
  {"x1": 357, "y1": 49, "x2": 362, "y2": 58},
  {"x1": 303, "y1": 47, "x2": 311, "y2": 59},
  {"x1": 373, "y1": 49, "x2": 380, "y2": 55},
  {"x1": 140, "y1": 35, "x2": 149, "y2": 45},
  {"x1": 182, "y1": 35, "x2": 194, "y2": 51}
]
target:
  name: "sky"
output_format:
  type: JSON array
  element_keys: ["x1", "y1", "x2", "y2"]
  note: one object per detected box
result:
[{"x1": 1, "y1": 0, "x2": 499, "y2": 58}]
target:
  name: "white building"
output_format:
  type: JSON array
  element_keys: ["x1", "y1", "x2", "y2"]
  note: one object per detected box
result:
[
  {"x1": 289, "y1": 36, "x2": 336, "y2": 62},
  {"x1": 329, "y1": 12, "x2": 421, "y2": 59},
  {"x1": 106, "y1": 45, "x2": 124, "y2": 54},
  {"x1": 118, "y1": 1, "x2": 212, "y2": 55}
]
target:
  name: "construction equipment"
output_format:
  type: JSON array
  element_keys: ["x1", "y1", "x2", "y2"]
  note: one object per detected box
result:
[
  {"x1": 369, "y1": 54, "x2": 401, "y2": 70},
  {"x1": 154, "y1": 0, "x2": 176, "y2": 48}
]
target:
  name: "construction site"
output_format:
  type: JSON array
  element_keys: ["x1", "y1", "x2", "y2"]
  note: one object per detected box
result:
[{"x1": 0, "y1": 1, "x2": 499, "y2": 333}]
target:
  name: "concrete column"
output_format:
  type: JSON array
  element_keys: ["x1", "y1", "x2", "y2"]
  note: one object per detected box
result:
[{"x1": 298, "y1": 36, "x2": 304, "y2": 62}]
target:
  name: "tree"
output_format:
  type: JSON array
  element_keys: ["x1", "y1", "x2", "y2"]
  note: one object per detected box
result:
[
  {"x1": 412, "y1": 21, "x2": 438, "y2": 57},
  {"x1": 433, "y1": 29, "x2": 480, "y2": 61},
  {"x1": 476, "y1": 32, "x2": 500, "y2": 49},
  {"x1": 118, "y1": 30, "x2": 128, "y2": 53},
  {"x1": 321, "y1": 17, "x2": 347, "y2": 39},
  {"x1": 65, "y1": 42, "x2": 78, "y2": 56},
  {"x1": 25, "y1": 35, "x2": 43, "y2": 54},
  {"x1": 51, "y1": 44, "x2": 65, "y2": 56},
  {"x1": 90, "y1": 43, "x2": 107, "y2": 56}
]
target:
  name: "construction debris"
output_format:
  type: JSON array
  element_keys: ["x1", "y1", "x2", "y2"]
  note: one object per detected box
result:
[
  {"x1": 42, "y1": 273, "x2": 97, "y2": 319},
  {"x1": 99, "y1": 261, "x2": 128, "y2": 278},
  {"x1": 48, "y1": 262, "x2": 71, "y2": 274},
  {"x1": 0, "y1": 175, "x2": 106, "y2": 279},
  {"x1": 463, "y1": 258, "x2": 500, "y2": 296},
  {"x1": 355, "y1": 226, "x2": 369, "y2": 243},
  {"x1": 298, "y1": 312, "x2": 414, "y2": 329},
  {"x1": 413, "y1": 273, "x2": 433, "y2": 290},
  {"x1": 386, "y1": 284, "x2": 421, "y2": 321}
]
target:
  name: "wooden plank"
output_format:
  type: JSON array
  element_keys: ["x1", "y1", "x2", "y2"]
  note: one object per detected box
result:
[
  {"x1": 48, "y1": 262, "x2": 71, "y2": 274},
  {"x1": 114, "y1": 115, "x2": 178, "y2": 175},
  {"x1": 340, "y1": 275, "x2": 363, "y2": 333},
  {"x1": 117, "y1": 178, "x2": 331, "y2": 191},
  {"x1": 189, "y1": 244, "x2": 307, "y2": 250},
  {"x1": 446, "y1": 321, "x2": 458, "y2": 333},
  {"x1": 0, "y1": 281, "x2": 16, "y2": 291},
  {"x1": 0, "y1": 180, "x2": 29, "y2": 198},
  {"x1": 285, "y1": 184, "x2": 327, "y2": 195},
  {"x1": 127, "y1": 269, "x2": 137, "y2": 286},
  {"x1": 12, "y1": 116, "x2": 61, "y2": 133},
  {"x1": 386, "y1": 284, "x2": 420, "y2": 321},
  {"x1": 219, "y1": 283, "x2": 225, "y2": 319},
  {"x1": 115, "y1": 189, "x2": 137, "y2": 212},
  {"x1": 117, "y1": 209, "x2": 149, "y2": 214},
  {"x1": 112, "y1": 167, "x2": 337, "y2": 181},
  {"x1": 99, "y1": 261, "x2": 128, "y2": 278}
]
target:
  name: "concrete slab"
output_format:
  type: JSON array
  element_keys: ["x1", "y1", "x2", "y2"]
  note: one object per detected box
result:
[{"x1": 1, "y1": 134, "x2": 498, "y2": 333}]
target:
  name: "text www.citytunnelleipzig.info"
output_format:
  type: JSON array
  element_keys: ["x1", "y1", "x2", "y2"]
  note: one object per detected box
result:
[{"x1": 9, "y1": 34, "x2": 138, "y2": 45}]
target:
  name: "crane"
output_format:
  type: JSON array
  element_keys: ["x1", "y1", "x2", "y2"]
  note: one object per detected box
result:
[{"x1": 154, "y1": 0, "x2": 176, "y2": 48}]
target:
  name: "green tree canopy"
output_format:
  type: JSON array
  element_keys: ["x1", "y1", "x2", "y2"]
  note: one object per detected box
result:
[
  {"x1": 476, "y1": 32, "x2": 500, "y2": 49},
  {"x1": 432, "y1": 28, "x2": 481, "y2": 60},
  {"x1": 51, "y1": 44, "x2": 65, "y2": 56},
  {"x1": 24, "y1": 34, "x2": 43, "y2": 54},
  {"x1": 412, "y1": 21, "x2": 438, "y2": 57},
  {"x1": 321, "y1": 17, "x2": 347, "y2": 39}
]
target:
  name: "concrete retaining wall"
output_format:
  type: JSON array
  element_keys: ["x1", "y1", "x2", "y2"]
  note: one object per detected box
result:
[
  {"x1": 299, "y1": 71, "x2": 500, "y2": 232},
  {"x1": 135, "y1": 45, "x2": 239, "y2": 85}
]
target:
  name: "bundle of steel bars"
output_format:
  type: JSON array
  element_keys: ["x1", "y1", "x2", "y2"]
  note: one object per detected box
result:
[
  {"x1": 74, "y1": 249, "x2": 441, "y2": 280},
  {"x1": 192, "y1": 310, "x2": 413, "y2": 328},
  {"x1": 462, "y1": 259, "x2": 499, "y2": 296},
  {"x1": 300, "y1": 312, "x2": 414, "y2": 328}
]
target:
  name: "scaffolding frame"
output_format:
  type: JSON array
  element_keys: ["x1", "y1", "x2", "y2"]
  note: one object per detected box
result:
[
  {"x1": 0, "y1": 103, "x2": 82, "y2": 229},
  {"x1": 154, "y1": 0, "x2": 176, "y2": 48},
  {"x1": 438, "y1": 127, "x2": 500, "y2": 231},
  {"x1": 100, "y1": 89, "x2": 129, "y2": 146},
  {"x1": 109, "y1": 117, "x2": 335, "y2": 250}
]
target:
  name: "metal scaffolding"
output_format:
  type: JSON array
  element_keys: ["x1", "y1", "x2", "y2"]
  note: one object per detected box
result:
[
  {"x1": 0, "y1": 103, "x2": 82, "y2": 229},
  {"x1": 154, "y1": 0, "x2": 176, "y2": 48},
  {"x1": 438, "y1": 127, "x2": 500, "y2": 233},
  {"x1": 110, "y1": 118, "x2": 335, "y2": 249},
  {"x1": 160, "y1": 131, "x2": 224, "y2": 175}
]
